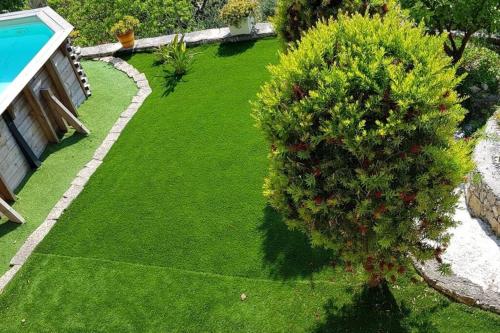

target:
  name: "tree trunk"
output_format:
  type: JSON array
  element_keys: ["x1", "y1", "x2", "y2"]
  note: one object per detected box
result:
[
  {"x1": 368, "y1": 274, "x2": 383, "y2": 288},
  {"x1": 29, "y1": 0, "x2": 47, "y2": 8}
]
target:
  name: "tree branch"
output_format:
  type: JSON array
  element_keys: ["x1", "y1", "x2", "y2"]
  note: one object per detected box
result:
[{"x1": 454, "y1": 30, "x2": 475, "y2": 64}]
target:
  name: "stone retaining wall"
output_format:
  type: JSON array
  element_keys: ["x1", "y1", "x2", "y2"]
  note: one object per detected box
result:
[
  {"x1": 465, "y1": 113, "x2": 500, "y2": 236},
  {"x1": 81, "y1": 23, "x2": 275, "y2": 59}
]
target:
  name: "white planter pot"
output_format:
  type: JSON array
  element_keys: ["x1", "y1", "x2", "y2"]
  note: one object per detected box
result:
[{"x1": 229, "y1": 16, "x2": 255, "y2": 36}]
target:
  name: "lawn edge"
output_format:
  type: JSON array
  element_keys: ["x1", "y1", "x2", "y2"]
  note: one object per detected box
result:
[{"x1": 0, "y1": 57, "x2": 151, "y2": 293}]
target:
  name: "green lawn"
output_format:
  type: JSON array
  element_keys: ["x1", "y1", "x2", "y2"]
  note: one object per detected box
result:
[
  {"x1": 0, "y1": 61, "x2": 137, "y2": 275},
  {"x1": 0, "y1": 39, "x2": 498, "y2": 332}
]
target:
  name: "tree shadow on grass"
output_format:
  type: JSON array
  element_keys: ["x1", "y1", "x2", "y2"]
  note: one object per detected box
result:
[
  {"x1": 40, "y1": 132, "x2": 87, "y2": 162},
  {"x1": 217, "y1": 40, "x2": 256, "y2": 57},
  {"x1": 313, "y1": 283, "x2": 443, "y2": 333},
  {"x1": 259, "y1": 205, "x2": 333, "y2": 280},
  {"x1": 0, "y1": 220, "x2": 21, "y2": 238},
  {"x1": 13, "y1": 132, "x2": 86, "y2": 194}
]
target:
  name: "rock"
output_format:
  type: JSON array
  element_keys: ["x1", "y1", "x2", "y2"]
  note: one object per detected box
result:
[
  {"x1": 468, "y1": 194, "x2": 482, "y2": 217},
  {"x1": 469, "y1": 85, "x2": 481, "y2": 94},
  {"x1": 487, "y1": 192, "x2": 495, "y2": 205},
  {"x1": 481, "y1": 83, "x2": 489, "y2": 91}
]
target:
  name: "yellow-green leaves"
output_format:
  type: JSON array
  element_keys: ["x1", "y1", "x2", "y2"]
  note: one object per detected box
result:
[{"x1": 253, "y1": 8, "x2": 471, "y2": 283}]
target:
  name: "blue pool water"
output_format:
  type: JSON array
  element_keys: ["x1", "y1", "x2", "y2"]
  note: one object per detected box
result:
[{"x1": 0, "y1": 17, "x2": 54, "y2": 95}]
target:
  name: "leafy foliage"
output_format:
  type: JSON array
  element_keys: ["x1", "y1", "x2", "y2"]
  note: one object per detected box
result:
[
  {"x1": 220, "y1": 0, "x2": 258, "y2": 27},
  {"x1": 458, "y1": 44, "x2": 500, "y2": 135},
  {"x1": 253, "y1": 10, "x2": 473, "y2": 285},
  {"x1": 0, "y1": 0, "x2": 25, "y2": 11},
  {"x1": 155, "y1": 34, "x2": 194, "y2": 77},
  {"x1": 110, "y1": 15, "x2": 140, "y2": 36},
  {"x1": 191, "y1": 0, "x2": 227, "y2": 31},
  {"x1": 273, "y1": 0, "x2": 393, "y2": 45},
  {"x1": 47, "y1": 0, "x2": 193, "y2": 46},
  {"x1": 260, "y1": 0, "x2": 277, "y2": 20},
  {"x1": 400, "y1": 0, "x2": 500, "y2": 63}
]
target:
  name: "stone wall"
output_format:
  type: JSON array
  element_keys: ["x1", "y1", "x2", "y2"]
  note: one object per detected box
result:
[
  {"x1": 466, "y1": 177, "x2": 500, "y2": 235},
  {"x1": 465, "y1": 113, "x2": 500, "y2": 236}
]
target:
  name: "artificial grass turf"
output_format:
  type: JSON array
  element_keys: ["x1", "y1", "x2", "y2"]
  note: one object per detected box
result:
[
  {"x1": 34, "y1": 39, "x2": 329, "y2": 280},
  {"x1": 0, "y1": 61, "x2": 137, "y2": 275},
  {"x1": 0, "y1": 253, "x2": 498, "y2": 333},
  {"x1": 0, "y1": 39, "x2": 499, "y2": 332}
]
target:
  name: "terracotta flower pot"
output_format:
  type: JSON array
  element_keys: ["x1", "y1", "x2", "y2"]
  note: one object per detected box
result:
[{"x1": 116, "y1": 30, "x2": 135, "y2": 49}]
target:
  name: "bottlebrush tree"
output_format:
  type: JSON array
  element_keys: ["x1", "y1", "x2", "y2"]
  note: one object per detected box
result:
[
  {"x1": 253, "y1": 9, "x2": 473, "y2": 286},
  {"x1": 273, "y1": 0, "x2": 394, "y2": 45}
]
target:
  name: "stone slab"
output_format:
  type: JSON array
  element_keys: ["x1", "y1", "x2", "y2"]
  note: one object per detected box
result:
[
  {"x1": 0, "y1": 265, "x2": 21, "y2": 293},
  {"x1": 81, "y1": 23, "x2": 276, "y2": 59},
  {"x1": 415, "y1": 259, "x2": 500, "y2": 314},
  {"x1": 10, "y1": 219, "x2": 57, "y2": 266}
]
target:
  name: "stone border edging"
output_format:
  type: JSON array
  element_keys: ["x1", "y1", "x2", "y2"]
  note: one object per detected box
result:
[
  {"x1": 414, "y1": 259, "x2": 500, "y2": 314},
  {"x1": 0, "y1": 57, "x2": 151, "y2": 293},
  {"x1": 81, "y1": 23, "x2": 275, "y2": 59}
]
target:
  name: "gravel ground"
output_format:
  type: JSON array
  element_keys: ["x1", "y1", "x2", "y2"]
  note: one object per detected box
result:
[{"x1": 443, "y1": 195, "x2": 500, "y2": 293}]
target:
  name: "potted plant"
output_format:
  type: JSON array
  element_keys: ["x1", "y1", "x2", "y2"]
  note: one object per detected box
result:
[
  {"x1": 110, "y1": 15, "x2": 140, "y2": 49},
  {"x1": 220, "y1": 0, "x2": 258, "y2": 36}
]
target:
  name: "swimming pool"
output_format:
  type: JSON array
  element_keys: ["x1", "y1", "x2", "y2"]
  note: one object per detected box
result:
[
  {"x1": 0, "y1": 7, "x2": 89, "y2": 201},
  {"x1": 0, "y1": 17, "x2": 54, "y2": 95},
  {"x1": 0, "y1": 7, "x2": 74, "y2": 114}
]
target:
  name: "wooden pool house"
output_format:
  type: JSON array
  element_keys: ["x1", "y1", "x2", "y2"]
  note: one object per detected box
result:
[{"x1": 0, "y1": 7, "x2": 91, "y2": 223}]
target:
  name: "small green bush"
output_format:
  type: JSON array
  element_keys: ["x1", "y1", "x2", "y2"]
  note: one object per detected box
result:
[
  {"x1": 273, "y1": 0, "x2": 393, "y2": 45},
  {"x1": 191, "y1": 0, "x2": 227, "y2": 31},
  {"x1": 458, "y1": 44, "x2": 500, "y2": 134},
  {"x1": 155, "y1": 34, "x2": 193, "y2": 77},
  {"x1": 220, "y1": 0, "x2": 258, "y2": 27},
  {"x1": 460, "y1": 45, "x2": 500, "y2": 95},
  {"x1": 260, "y1": 0, "x2": 277, "y2": 20},
  {"x1": 48, "y1": 0, "x2": 193, "y2": 46},
  {"x1": 110, "y1": 16, "x2": 140, "y2": 36},
  {"x1": 0, "y1": 0, "x2": 25, "y2": 11},
  {"x1": 253, "y1": 10, "x2": 473, "y2": 285}
]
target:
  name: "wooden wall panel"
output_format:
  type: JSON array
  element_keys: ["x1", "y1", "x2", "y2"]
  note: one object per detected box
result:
[
  {"x1": 50, "y1": 50, "x2": 86, "y2": 109},
  {"x1": 9, "y1": 95, "x2": 48, "y2": 158},
  {"x1": 0, "y1": 46, "x2": 88, "y2": 193},
  {"x1": 0, "y1": 117, "x2": 31, "y2": 191}
]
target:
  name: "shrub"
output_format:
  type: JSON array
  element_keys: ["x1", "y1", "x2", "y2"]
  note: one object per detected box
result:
[
  {"x1": 400, "y1": 0, "x2": 500, "y2": 64},
  {"x1": 47, "y1": 0, "x2": 193, "y2": 46},
  {"x1": 0, "y1": 0, "x2": 25, "y2": 11},
  {"x1": 191, "y1": 0, "x2": 227, "y2": 31},
  {"x1": 272, "y1": 0, "x2": 393, "y2": 45},
  {"x1": 155, "y1": 34, "x2": 193, "y2": 77},
  {"x1": 460, "y1": 45, "x2": 500, "y2": 96},
  {"x1": 110, "y1": 16, "x2": 140, "y2": 36},
  {"x1": 253, "y1": 10, "x2": 473, "y2": 285},
  {"x1": 260, "y1": 0, "x2": 277, "y2": 20},
  {"x1": 220, "y1": 0, "x2": 258, "y2": 27},
  {"x1": 458, "y1": 44, "x2": 500, "y2": 135}
]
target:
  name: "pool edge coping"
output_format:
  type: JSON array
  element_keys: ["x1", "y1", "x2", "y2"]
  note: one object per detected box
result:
[
  {"x1": 0, "y1": 7, "x2": 74, "y2": 115},
  {"x1": 0, "y1": 57, "x2": 150, "y2": 293}
]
